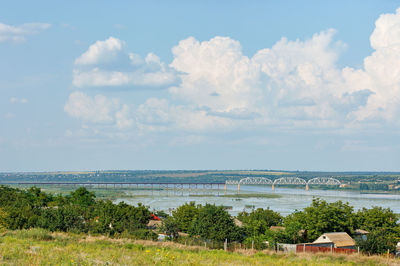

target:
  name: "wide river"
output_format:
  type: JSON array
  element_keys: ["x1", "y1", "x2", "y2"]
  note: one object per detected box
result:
[{"x1": 115, "y1": 185, "x2": 400, "y2": 216}]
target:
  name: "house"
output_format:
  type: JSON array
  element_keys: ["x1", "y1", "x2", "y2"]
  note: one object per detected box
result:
[
  {"x1": 354, "y1": 229, "x2": 369, "y2": 241},
  {"x1": 312, "y1": 232, "x2": 356, "y2": 249}
]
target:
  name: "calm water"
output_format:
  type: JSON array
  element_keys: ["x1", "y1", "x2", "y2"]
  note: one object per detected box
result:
[{"x1": 115, "y1": 185, "x2": 400, "y2": 216}]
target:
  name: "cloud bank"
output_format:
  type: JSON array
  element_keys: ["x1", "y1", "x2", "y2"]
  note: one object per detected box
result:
[{"x1": 65, "y1": 8, "x2": 400, "y2": 138}]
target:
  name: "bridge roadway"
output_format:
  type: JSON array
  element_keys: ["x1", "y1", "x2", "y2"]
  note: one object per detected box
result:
[
  {"x1": 1, "y1": 177, "x2": 341, "y2": 193},
  {"x1": 2, "y1": 181, "x2": 225, "y2": 190}
]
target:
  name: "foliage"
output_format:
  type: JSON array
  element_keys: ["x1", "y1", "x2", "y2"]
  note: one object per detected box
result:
[
  {"x1": 243, "y1": 235, "x2": 267, "y2": 250},
  {"x1": 67, "y1": 187, "x2": 96, "y2": 207},
  {"x1": 238, "y1": 208, "x2": 282, "y2": 237},
  {"x1": 0, "y1": 186, "x2": 151, "y2": 239},
  {"x1": 356, "y1": 206, "x2": 398, "y2": 232},
  {"x1": 284, "y1": 198, "x2": 356, "y2": 242},
  {"x1": 189, "y1": 204, "x2": 242, "y2": 242},
  {"x1": 172, "y1": 201, "x2": 201, "y2": 233},
  {"x1": 160, "y1": 216, "x2": 179, "y2": 240},
  {"x1": 357, "y1": 228, "x2": 399, "y2": 254}
]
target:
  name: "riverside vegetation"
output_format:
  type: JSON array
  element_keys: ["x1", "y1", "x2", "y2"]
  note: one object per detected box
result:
[{"x1": 0, "y1": 185, "x2": 399, "y2": 264}]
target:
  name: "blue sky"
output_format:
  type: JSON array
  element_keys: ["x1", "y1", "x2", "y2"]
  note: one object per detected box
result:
[{"x1": 1, "y1": 1, "x2": 400, "y2": 172}]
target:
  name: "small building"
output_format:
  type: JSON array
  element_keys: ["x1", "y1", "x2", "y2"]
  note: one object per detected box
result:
[
  {"x1": 354, "y1": 229, "x2": 369, "y2": 241},
  {"x1": 312, "y1": 232, "x2": 356, "y2": 249}
]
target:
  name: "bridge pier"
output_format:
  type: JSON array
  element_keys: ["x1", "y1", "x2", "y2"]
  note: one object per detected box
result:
[
  {"x1": 271, "y1": 184, "x2": 274, "y2": 191},
  {"x1": 305, "y1": 184, "x2": 309, "y2": 191},
  {"x1": 237, "y1": 183, "x2": 240, "y2": 194}
]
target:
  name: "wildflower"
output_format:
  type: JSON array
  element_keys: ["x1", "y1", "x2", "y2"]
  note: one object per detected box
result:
[{"x1": 145, "y1": 250, "x2": 150, "y2": 253}]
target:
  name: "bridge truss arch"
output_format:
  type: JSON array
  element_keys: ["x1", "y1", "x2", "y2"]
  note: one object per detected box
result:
[
  {"x1": 273, "y1": 177, "x2": 307, "y2": 185},
  {"x1": 225, "y1": 176, "x2": 342, "y2": 193},
  {"x1": 307, "y1": 177, "x2": 341, "y2": 186},
  {"x1": 225, "y1": 177, "x2": 273, "y2": 185}
]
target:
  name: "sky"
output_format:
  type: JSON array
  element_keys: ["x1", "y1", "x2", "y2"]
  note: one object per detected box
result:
[{"x1": 1, "y1": 1, "x2": 400, "y2": 172}]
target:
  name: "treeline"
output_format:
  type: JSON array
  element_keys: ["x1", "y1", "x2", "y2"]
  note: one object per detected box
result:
[
  {"x1": 0, "y1": 186, "x2": 399, "y2": 255},
  {"x1": 359, "y1": 183, "x2": 389, "y2": 191},
  {"x1": 0, "y1": 186, "x2": 156, "y2": 240}
]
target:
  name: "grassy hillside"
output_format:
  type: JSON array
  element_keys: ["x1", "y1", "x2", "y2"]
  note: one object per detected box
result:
[{"x1": 0, "y1": 229, "x2": 397, "y2": 265}]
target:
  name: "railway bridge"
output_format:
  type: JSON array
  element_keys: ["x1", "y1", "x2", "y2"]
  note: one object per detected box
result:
[{"x1": 225, "y1": 177, "x2": 341, "y2": 193}]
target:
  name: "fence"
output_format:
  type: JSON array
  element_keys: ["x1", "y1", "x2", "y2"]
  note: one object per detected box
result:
[
  {"x1": 175, "y1": 237, "x2": 245, "y2": 251},
  {"x1": 296, "y1": 244, "x2": 357, "y2": 254},
  {"x1": 167, "y1": 237, "x2": 359, "y2": 254}
]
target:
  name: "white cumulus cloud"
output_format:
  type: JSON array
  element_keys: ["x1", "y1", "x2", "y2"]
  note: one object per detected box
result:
[
  {"x1": 74, "y1": 37, "x2": 125, "y2": 65},
  {"x1": 64, "y1": 91, "x2": 135, "y2": 130},
  {"x1": 64, "y1": 91, "x2": 119, "y2": 124},
  {"x1": 72, "y1": 37, "x2": 179, "y2": 89}
]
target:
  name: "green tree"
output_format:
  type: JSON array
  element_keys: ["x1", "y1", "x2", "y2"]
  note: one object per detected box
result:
[
  {"x1": 356, "y1": 206, "x2": 398, "y2": 232},
  {"x1": 160, "y1": 216, "x2": 179, "y2": 240},
  {"x1": 91, "y1": 201, "x2": 151, "y2": 235},
  {"x1": 282, "y1": 214, "x2": 305, "y2": 244},
  {"x1": 172, "y1": 202, "x2": 201, "y2": 233},
  {"x1": 357, "y1": 228, "x2": 399, "y2": 254},
  {"x1": 68, "y1": 187, "x2": 96, "y2": 207},
  {"x1": 189, "y1": 204, "x2": 242, "y2": 242},
  {"x1": 238, "y1": 208, "x2": 282, "y2": 237},
  {"x1": 283, "y1": 198, "x2": 357, "y2": 242}
]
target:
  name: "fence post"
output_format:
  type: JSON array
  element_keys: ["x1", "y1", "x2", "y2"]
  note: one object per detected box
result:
[
  {"x1": 331, "y1": 245, "x2": 333, "y2": 254},
  {"x1": 303, "y1": 244, "x2": 306, "y2": 253},
  {"x1": 204, "y1": 242, "x2": 207, "y2": 248},
  {"x1": 252, "y1": 240, "x2": 254, "y2": 250},
  {"x1": 357, "y1": 246, "x2": 360, "y2": 255},
  {"x1": 224, "y1": 239, "x2": 227, "y2": 251}
]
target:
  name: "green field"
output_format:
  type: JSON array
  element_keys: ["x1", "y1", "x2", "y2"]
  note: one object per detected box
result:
[{"x1": 0, "y1": 229, "x2": 397, "y2": 265}]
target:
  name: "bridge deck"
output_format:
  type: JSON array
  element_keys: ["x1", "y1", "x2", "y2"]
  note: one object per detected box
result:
[{"x1": 1, "y1": 182, "x2": 225, "y2": 185}]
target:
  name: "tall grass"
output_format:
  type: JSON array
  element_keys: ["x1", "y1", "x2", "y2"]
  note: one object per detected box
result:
[{"x1": 0, "y1": 229, "x2": 398, "y2": 265}]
